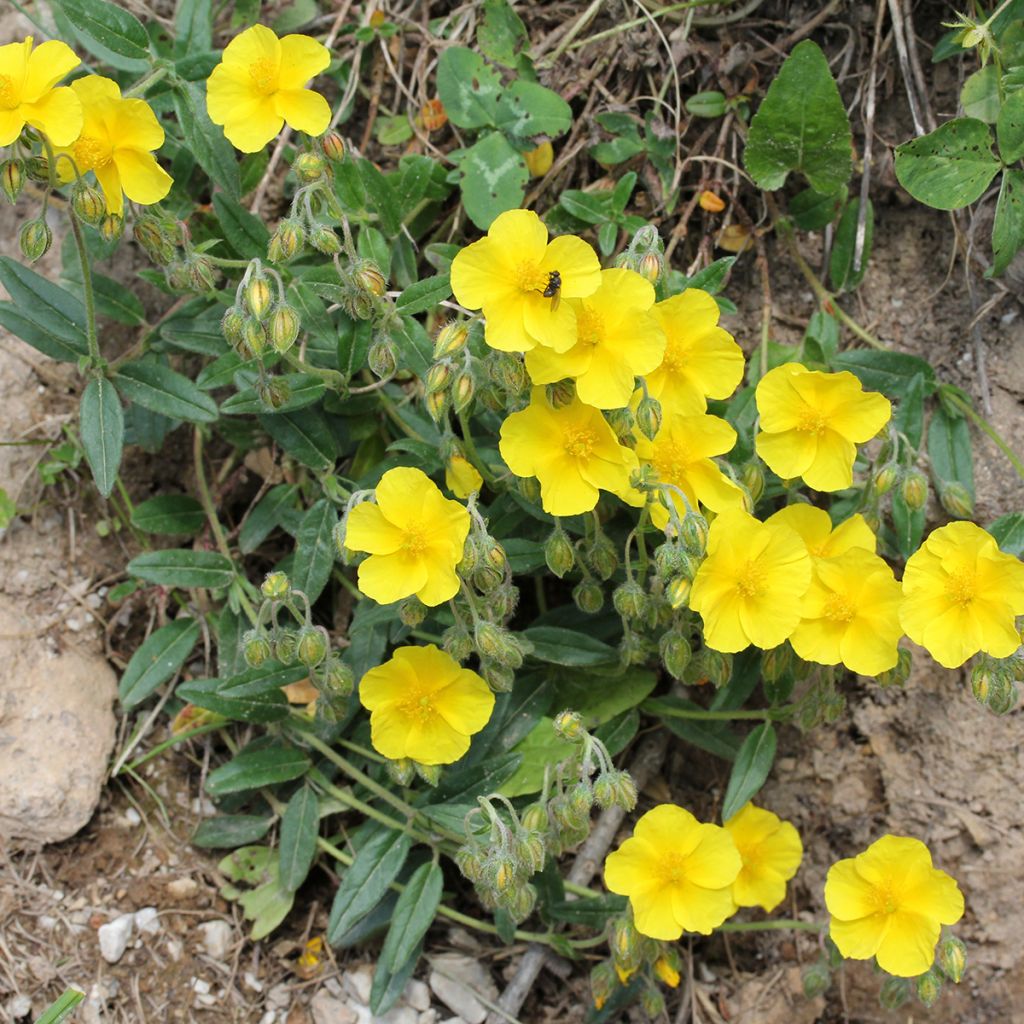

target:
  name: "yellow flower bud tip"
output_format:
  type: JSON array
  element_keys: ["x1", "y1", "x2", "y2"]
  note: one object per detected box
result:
[
  {"x1": 453, "y1": 371, "x2": 475, "y2": 414},
  {"x1": 915, "y1": 968, "x2": 943, "y2": 1008},
  {"x1": 900, "y1": 470, "x2": 928, "y2": 510},
  {"x1": 261, "y1": 570, "x2": 291, "y2": 599},
  {"x1": 293, "y1": 151, "x2": 325, "y2": 183},
  {"x1": 0, "y1": 159, "x2": 25, "y2": 203},
  {"x1": 699, "y1": 189, "x2": 727, "y2": 213},
  {"x1": 355, "y1": 264, "x2": 387, "y2": 297},
  {"x1": 425, "y1": 360, "x2": 452, "y2": 394},
  {"x1": 244, "y1": 277, "x2": 274, "y2": 319},
  {"x1": 636, "y1": 251, "x2": 662, "y2": 284},
  {"x1": 938, "y1": 936, "x2": 967, "y2": 984},
  {"x1": 667, "y1": 576, "x2": 691, "y2": 610},
  {"x1": 367, "y1": 337, "x2": 397, "y2": 378},
  {"x1": 426, "y1": 388, "x2": 449, "y2": 422},
  {"x1": 271, "y1": 305, "x2": 302, "y2": 352},
  {"x1": 100, "y1": 213, "x2": 124, "y2": 242},
  {"x1": 321, "y1": 131, "x2": 346, "y2": 162},
  {"x1": 433, "y1": 320, "x2": 470, "y2": 359},
  {"x1": 242, "y1": 629, "x2": 272, "y2": 668},
  {"x1": 523, "y1": 140, "x2": 554, "y2": 178},
  {"x1": 614, "y1": 964, "x2": 634, "y2": 984},
  {"x1": 553, "y1": 710, "x2": 584, "y2": 741}
]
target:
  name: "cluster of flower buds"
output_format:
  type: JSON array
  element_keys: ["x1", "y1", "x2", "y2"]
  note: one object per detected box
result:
[
  {"x1": 242, "y1": 570, "x2": 353, "y2": 721},
  {"x1": 591, "y1": 916, "x2": 682, "y2": 1014},
  {"x1": 423, "y1": 324, "x2": 477, "y2": 424},
  {"x1": 615, "y1": 224, "x2": 665, "y2": 286},
  {"x1": 481, "y1": 349, "x2": 529, "y2": 413},
  {"x1": 385, "y1": 756, "x2": 443, "y2": 788},
  {"x1": 875, "y1": 934, "x2": 966, "y2": 1011}
]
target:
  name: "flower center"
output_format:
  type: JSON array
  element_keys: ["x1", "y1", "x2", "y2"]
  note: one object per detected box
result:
[
  {"x1": 658, "y1": 852, "x2": 688, "y2": 885},
  {"x1": 871, "y1": 880, "x2": 900, "y2": 916},
  {"x1": 945, "y1": 567, "x2": 976, "y2": 607},
  {"x1": 797, "y1": 409, "x2": 829, "y2": 436},
  {"x1": 736, "y1": 560, "x2": 766, "y2": 598},
  {"x1": 73, "y1": 135, "x2": 112, "y2": 171},
  {"x1": 397, "y1": 690, "x2": 437, "y2": 722},
  {"x1": 248, "y1": 57, "x2": 279, "y2": 96},
  {"x1": 652, "y1": 440, "x2": 692, "y2": 483},
  {"x1": 402, "y1": 525, "x2": 428, "y2": 557},
  {"x1": 824, "y1": 592, "x2": 856, "y2": 624},
  {"x1": 0, "y1": 75, "x2": 16, "y2": 110},
  {"x1": 575, "y1": 306, "x2": 603, "y2": 347},
  {"x1": 563, "y1": 427, "x2": 596, "y2": 458},
  {"x1": 659, "y1": 338, "x2": 685, "y2": 374}
]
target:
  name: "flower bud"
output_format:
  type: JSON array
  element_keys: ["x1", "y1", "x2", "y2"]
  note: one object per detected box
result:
[
  {"x1": 553, "y1": 710, "x2": 584, "y2": 741},
  {"x1": 492, "y1": 352, "x2": 528, "y2": 395},
  {"x1": 309, "y1": 225, "x2": 342, "y2": 254},
  {"x1": 293, "y1": 151, "x2": 325, "y2": 183},
  {"x1": 508, "y1": 882, "x2": 537, "y2": 923},
  {"x1": 270, "y1": 304, "x2": 301, "y2": 353},
  {"x1": 442, "y1": 625, "x2": 474, "y2": 662},
  {"x1": 568, "y1": 780, "x2": 593, "y2": 818},
  {"x1": 19, "y1": 218, "x2": 51, "y2": 263},
  {"x1": 100, "y1": 213, "x2": 124, "y2": 242},
  {"x1": 414, "y1": 761, "x2": 442, "y2": 786},
  {"x1": 971, "y1": 659, "x2": 1017, "y2": 714},
  {"x1": 367, "y1": 335, "x2": 397, "y2": 378},
  {"x1": 872, "y1": 464, "x2": 898, "y2": 497},
  {"x1": 321, "y1": 131, "x2": 346, "y2": 162},
  {"x1": 434, "y1": 320, "x2": 469, "y2": 360},
  {"x1": 939, "y1": 480, "x2": 974, "y2": 519},
  {"x1": 242, "y1": 629, "x2": 272, "y2": 668},
  {"x1": 660, "y1": 630, "x2": 692, "y2": 680},
  {"x1": 425, "y1": 360, "x2": 452, "y2": 394},
  {"x1": 613, "y1": 580, "x2": 648, "y2": 621},
  {"x1": 71, "y1": 182, "x2": 106, "y2": 225},
  {"x1": 938, "y1": 936, "x2": 967, "y2": 984},
  {"x1": 640, "y1": 985, "x2": 666, "y2": 1019},
  {"x1": 275, "y1": 630, "x2": 298, "y2": 664},
  {"x1": 610, "y1": 917, "x2": 642, "y2": 976},
  {"x1": 593, "y1": 770, "x2": 637, "y2": 811},
  {"x1": 915, "y1": 967, "x2": 943, "y2": 1008},
  {"x1": 189, "y1": 255, "x2": 217, "y2": 293},
  {"x1": 482, "y1": 659, "x2": 516, "y2": 692},
  {"x1": 0, "y1": 158, "x2": 24, "y2": 203},
  {"x1": 476, "y1": 622, "x2": 523, "y2": 669},
  {"x1": 295, "y1": 627, "x2": 328, "y2": 668},
  {"x1": 741, "y1": 461, "x2": 765, "y2": 504},
  {"x1": 544, "y1": 528, "x2": 575, "y2": 578},
  {"x1": 523, "y1": 140, "x2": 554, "y2": 177},
  {"x1": 487, "y1": 851, "x2": 519, "y2": 894},
  {"x1": 517, "y1": 475, "x2": 541, "y2": 502},
  {"x1": 220, "y1": 307, "x2": 245, "y2": 350},
  {"x1": 762, "y1": 644, "x2": 793, "y2": 683},
  {"x1": 900, "y1": 469, "x2": 928, "y2": 511},
  {"x1": 386, "y1": 757, "x2": 416, "y2": 787},
  {"x1": 878, "y1": 976, "x2": 911, "y2": 1010},
  {"x1": 166, "y1": 261, "x2": 191, "y2": 291},
  {"x1": 666, "y1": 576, "x2": 691, "y2": 610},
  {"x1": 635, "y1": 393, "x2": 662, "y2": 441},
  {"x1": 256, "y1": 375, "x2": 290, "y2": 409},
  {"x1": 545, "y1": 379, "x2": 575, "y2": 409},
  {"x1": 572, "y1": 578, "x2": 604, "y2": 613},
  {"x1": 25, "y1": 156, "x2": 49, "y2": 182},
  {"x1": 588, "y1": 534, "x2": 619, "y2": 580},
  {"x1": 512, "y1": 830, "x2": 546, "y2": 875},
  {"x1": 455, "y1": 842, "x2": 487, "y2": 883},
  {"x1": 425, "y1": 388, "x2": 449, "y2": 423},
  {"x1": 473, "y1": 563, "x2": 503, "y2": 594},
  {"x1": 355, "y1": 263, "x2": 387, "y2": 297},
  {"x1": 321, "y1": 655, "x2": 354, "y2": 699},
  {"x1": 268, "y1": 219, "x2": 304, "y2": 262},
  {"x1": 520, "y1": 803, "x2": 548, "y2": 833},
  {"x1": 261, "y1": 571, "x2": 291, "y2": 599},
  {"x1": 802, "y1": 960, "x2": 831, "y2": 998},
  {"x1": 453, "y1": 370, "x2": 475, "y2": 414},
  {"x1": 679, "y1": 513, "x2": 709, "y2": 555},
  {"x1": 590, "y1": 961, "x2": 616, "y2": 1011},
  {"x1": 245, "y1": 275, "x2": 274, "y2": 320},
  {"x1": 637, "y1": 251, "x2": 662, "y2": 284},
  {"x1": 691, "y1": 648, "x2": 732, "y2": 688},
  {"x1": 399, "y1": 596, "x2": 427, "y2": 627}
]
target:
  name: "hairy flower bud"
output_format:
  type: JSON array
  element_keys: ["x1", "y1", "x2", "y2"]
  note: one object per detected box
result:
[
  {"x1": 71, "y1": 182, "x2": 106, "y2": 225},
  {"x1": 761, "y1": 644, "x2": 793, "y2": 683},
  {"x1": 520, "y1": 803, "x2": 548, "y2": 833},
  {"x1": 399, "y1": 596, "x2": 427, "y2": 627},
  {"x1": 455, "y1": 842, "x2": 486, "y2": 883},
  {"x1": 588, "y1": 533, "x2": 619, "y2": 580},
  {"x1": 386, "y1": 757, "x2": 416, "y2": 787},
  {"x1": 434, "y1": 320, "x2": 469, "y2": 360},
  {"x1": 355, "y1": 263, "x2": 387, "y2": 298},
  {"x1": 296, "y1": 626, "x2": 328, "y2": 668},
  {"x1": 802, "y1": 960, "x2": 831, "y2": 999},
  {"x1": 261, "y1": 571, "x2": 291, "y2": 599},
  {"x1": 242, "y1": 629, "x2": 272, "y2": 668},
  {"x1": 679, "y1": 513, "x2": 709, "y2": 555},
  {"x1": 915, "y1": 967, "x2": 943, "y2": 1009},
  {"x1": 872, "y1": 464, "x2": 898, "y2": 497},
  {"x1": 0, "y1": 158, "x2": 24, "y2": 203},
  {"x1": 637, "y1": 251, "x2": 662, "y2": 284},
  {"x1": 635, "y1": 394, "x2": 662, "y2": 441},
  {"x1": 268, "y1": 219, "x2": 304, "y2": 262},
  {"x1": 245, "y1": 274, "x2": 273, "y2": 319},
  {"x1": 971, "y1": 659, "x2": 1017, "y2": 714},
  {"x1": 666, "y1": 576, "x2": 691, "y2": 610},
  {"x1": 364, "y1": 336, "x2": 395, "y2": 379},
  {"x1": 613, "y1": 580, "x2": 648, "y2": 621},
  {"x1": 414, "y1": 761, "x2": 442, "y2": 786},
  {"x1": 321, "y1": 655, "x2": 354, "y2": 699},
  {"x1": 938, "y1": 936, "x2": 967, "y2": 984},
  {"x1": 293, "y1": 151, "x2": 325, "y2": 183},
  {"x1": 442, "y1": 624, "x2": 474, "y2": 662},
  {"x1": 900, "y1": 470, "x2": 928, "y2": 511},
  {"x1": 590, "y1": 961, "x2": 616, "y2": 1011},
  {"x1": 453, "y1": 370, "x2": 475, "y2": 414},
  {"x1": 425, "y1": 388, "x2": 449, "y2": 423},
  {"x1": 546, "y1": 379, "x2": 576, "y2": 409},
  {"x1": 321, "y1": 131, "x2": 346, "y2": 162},
  {"x1": 544, "y1": 528, "x2": 575, "y2": 578},
  {"x1": 425, "y1": 360, "x2": 452, "y2": 394},
  {"x1": 610, "y1": 917, "x2": 642, "y2": 976},
  {"x1": 640, "y1": 985, "x2": 666, "y2": 1019},
  {"x1": 481, "y1": 659, "x2": 516, "y2": 692},
  {"x1": 274, "y1": 630, "x2": 298, "y2": 665},
  {"x1": 270, "y1": 304, "x2": 301, "y2": 353},
  {"x1": 19, "y1": 218, "x2": 51, "y2": 263},
  {"x1": 475, "y1": 622, "x2": 522, "y2": 668},
  {"x1": 741, "y1": 461, "x2": 765, "y2": 504},
  {"x1": 221, "y1": 307, "x2": 246, "y2": 351},
  {"x1": 100, "y1": 213, "x2": 124, "y2": 242},
  {"x1": 256, "y1": 374, "x2": 291, "y2": 410},
  {"x1": 573, "y1": 578, "x2": 604, "y2": 614},
  {"x1": 553, "y1": 710, "x2": 584, "y2": 741},
  {"x1": 309, "y1": 225, "x2": 342, "y2": 254},
  {"x1": 593, "y1": 770, "x2": 637, "y2": 811},
  {"x1": 690, "y1": 648, "x2": 732, "y2": 688},
  {"x1": 938, "y1": 480, "x2": 974, "y2": 519},
  {"x1": 878, "y1": 976, "x2": 911, "y2": 1010},
  {"x1": 660, "y1": 630, "x2": 692, "y2": 680}
]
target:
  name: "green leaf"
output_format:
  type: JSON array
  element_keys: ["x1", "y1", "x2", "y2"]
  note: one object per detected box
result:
[
  {"x1": 120, "y1": 617, "x2": 200, "y2": 708},
  {"x1": 894, "y1": 118, "x2": 1000, "y2": 211},
  {"x1": 59, "y1": 0, "x2": 150, "y2": 68},
  {"x1": 522, "y1": 626, "x2": 618, "y2": 666},
  {"x1": 259, "y1": 409, "x2": 338, "y2": 471},
  {"x1": 988, "y1": 512, "x2": 1024, "y2": 555},
  {"x1": 0, "y1": 256, "x2": 88, "y2": 356},
  {"x1": 173, "y1": 82, "x2": 241, "y2": 198},
  {"x1": 802, "y1": 310, "x2": 840, "y2": 363},
  {"x1": 991, "y1": 168, "x2": 1024, "y2": 277},
  {"x1": 997, "y1": 88, "x2": 1024, "y2": 163},
  {"x1": 548, "y1": 893, "x2": 627, "y2": 925},
  {"x1": 477, "y1": 0, "x2": 528, "y2": 66},
  {"x1": 890, "y1": 490, "x2": 925, "y2": 560},
  {"x1": 395, "y1": 274, "x2": 452, "y2": 316},
  {"x1": 291, "y1": 499, "x2": 338, "y2": 603},
  {"x1": 829, "y1": 197, "x2": 874, "y2": 292},
  {"x1": 686, "y1": 91, "x2": 727, "y2": 118},
  {"x1": 193, "y1": 814, "x2": 274, "y2": 848},
  {"x1": 495, "y1": 80, "x2": 573, "y2": 139},
  {"x1": 721, "y1": 723, "x2": 777, "y2": 821},
  {"x1": 744, "y1": 40, "x2": 852, "y2": 193},
  {"x1": 80, "y1": 377, "x2": 123, "y2": 499},
  {"x1": 961, "y1": 65, "x2": 1001, "y2": 123},
  {"x1": 279, "y1": 786, "x2": 319, "y2": 892},
  {"x1": 498, "y1": 717, "x2": 573, "y2": 797},
  {"x1": 457, "y1": 132, "x2": 529, "y2": 229},
  {"x1": 272, "y1": 0, "x2": 317, "y2": 32},
  {"x1": 239, "y1": 483, "x2": 298, "y2": 553},
  {"x1": 789, "y1": 187, "x2": 845, "y2": 230},
  {"x1": 372, "y1": 862, "x2": 442, "y2": 1012},
  {"x1": 206, "y1": 743, "x2": 312, "y2": 796},
  {"x1": 552, "y1": 667, "x2": 657, "y2": 726},
  {"x1": 928, "y1": 406, "x2": 975, "y2": 503},
  {"x1": 559, "y1": 190, "x2": 610, "y2": 224},
  {"x1": 176, "y1": 671, "x2": 294, "y2": 723},
  {"x1": 830, "y1": 349, "x2": 936, "y2": 396},
  {"x1": 892, "y1": 372, "x2": 927, "y2": 450},
  {"x1": 63, "y1": 267, "x2": 146, "y2": 325},
  {"x1": 327, "y1": 827, "x2": 412, "y2": 945},
  {"x1": 0, "y1": 303, "x2": 86, "y2": 363},
  {"x1": 429, "y1": 751, "x2": 521, "y2": 803},
  {"x1": 684, "y1": 256, "x2": 736, "y2": 295},
  {"x1": 128, "y1": 548, "x2": 235, "y2": 589},
  {"x1": 213, "y1": 194, "x2": 270, "y2": 259},
  {"x1": 221, "y1": 373, "x2": 326, "y2": 415},
  {"x1": 131, "y1": 494, "x2": 205, "y2": 535},
  {"x1": 436, "y1": 47, "x2": 501, "y2": 128},
  {"x1": 175, "y1": 0, "x2": 213, "y2": 53},
  {"x1": 115, "y1": 361, "x2": 219, "y2": 423}
]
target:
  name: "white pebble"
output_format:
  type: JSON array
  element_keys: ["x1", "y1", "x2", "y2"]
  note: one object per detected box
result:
[
  {"x1": 200, "y1": 919, "x2": 233, "y2": 960},
  {"x1": 135, "y1": 907, "x2": 161, "y2": 935},
  {"x1": 98, "y1": 914, "x2": 134, "y2": 963}
]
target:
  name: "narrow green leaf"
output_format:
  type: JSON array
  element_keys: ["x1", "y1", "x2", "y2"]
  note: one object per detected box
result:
[
  {"x1": 59, "y1": 0, "x2": 150, "y2": 67},
  {"x1": 395, "y1": 274, "x2": 452, "y2": 316},
  {"x1": 120, "y1": 618, "x2": 200, "y2": 708},
  {"x1": 890, "y1": 490, "x2": 925, "y2": 559},
  {"x1": 356, "y1": 158, "x2": 401, "y2": 236},
  {"x1": 522, "y1": 626, "x2": 617, "y2": 666},
  {"x1": 0, "y1": 302, "x2": 87, "y2": 362},
  {"x1": 991, "y1": 168, "x2": 1024, "y2": 277},
  {"x1": 988, "y1": 512, "x2": 1024, "y2": 555},
  {"x1": 131, "y1": 494, "x2": 205, "y2": 535},
  {"x1": 830, "y1": 349, "x2": 936, "y2": 396},
  {"x1": 928, "y1": 406, "x2": 975, "y2": 503},
  {"x1": 258, "y1": 409, "x2": 338, "y2": 470},
  {"x1": 173, "y1": 82, "x2": 241, "y2": 198},
  {"x1": 721, "y1": 722, "x2": 777, "y2": 821},
  {"x1": 221, "y1": 373, "x2": 325, "y2": 415},
  {"x1": 115, "y1": 361, "x2": 219, "y2": 423},
  {"x1": 206, "y1": 744, "x2": 312, "y2": 796},
  {"x1": 291, "y1": 499, "x2": 338, "y2": 603},
  {"x1": 0, "y1": 256, "x2": 88, "y2": 352},
  {"x1": 279, "y1": 787, "x2": 320, "y2": 892},
  {"x1": 828, "y1": 197, "x2": 874, "y2": 292},
  {"x1": 176, "y1": 675, "x2": 291, "y2": 723},
  {"x1": 80, "y1": 377, "x2": 123, "y2": 498},
  {"x1": 213, "y1": 193, "x2": 271, "y2": 259},
  {"x1": 193, "y1": 813, "x2": 274, "y2": 848},
  {"x1": 128, "y1": 548, "x2": 235, "y2": 589},
  {"x1": 175, "y1": 0, "x2": 213, "y2": 53},
  {"x1": 239, "y1": 483, "x2": 299, "y2": 553}
]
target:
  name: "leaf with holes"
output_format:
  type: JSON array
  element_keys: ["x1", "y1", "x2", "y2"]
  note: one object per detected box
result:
[
  {"x1": 436, "y1": 47, "x2": 501, "y2": 129},
  {"x1": 457, "y1": 132, "x2": 529, "y2": 229},
  {"x1": 991, "y1": 169, "x2": 1024, "y2": 277}
]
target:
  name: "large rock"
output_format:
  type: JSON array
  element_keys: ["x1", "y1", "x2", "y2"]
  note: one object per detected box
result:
[{"x1": 0, "y1": 598, "x2": 117, "y2": 843}]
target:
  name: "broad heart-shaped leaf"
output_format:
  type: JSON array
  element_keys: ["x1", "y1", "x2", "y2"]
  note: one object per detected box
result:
[
  {"x1": 744, "y1": 40, "x2": 852, "y2": 194},
  {"x1": 291, "y1": 499, "x2": 338, "y2": 603},
  {"x1": 894, "y1": 118, "x2": 1000, "y2": 211},
  {"x1": 173, "y1": 82, "x2": 241, "y2": 198},
  {"x1": 130, "y1": 494, "x2": 205, "y2": 535},
  {"x1": 788, "y1": 187, "x2": 845, "y2": 231},
  {"x1": 279, "y1": 786, "x2": 320, "y2": 892},
  {"x1": 991, "y1": 169, "x2": 1024, "y2": 277},
  {"x1": 477, "y1": 0, "x2": 528, "y2": 66},
  {"x1": 115, "y1": 361, "x2": 219, "y2": 423},
  {"x1": 436, "y1": 46, "x2": 501, "y2": 129},
  {"x1": 128, "y1": 548, "x2": 235, "y2": 589},
  {"x1": 80, "y1": 377, "x2": 123, "y2": 499},
  {"x1": 457, "y1": 132, "x2": 529, "y2": 229},
  {"x1": 721, "y1": 722, "x2": 777, "y2": 822},
  {"x1": 119, "y1": 617, "x2": 200, "y2": 709},
  {"x1": 997, "y1": 88, "x2": 1024, "y2": 164},
  {"x1": 829, "y1": 197, "x2": 874, "y2": 292},
  {"x1": 495, "y1": 80, "x2": 573, "y2": 139},
  {"x1": 206, "y1": 743, "x2": 312, "y2": 796},
  {"x1": 0, "y1": 256, "x2": 88, "y2": 357},
  {"x1": 59, "y1": 0, "x2": 150, "y2": 69},
  {"x1": 960, "y1": 65, "x2": 1000, "y2": 123}
]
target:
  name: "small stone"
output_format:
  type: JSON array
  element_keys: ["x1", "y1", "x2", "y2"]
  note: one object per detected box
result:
[
  {"x1": 427, "y1": 954, "x2": 497, "y2": 1024},
  {"x1": 8, "y1": 995, "x2": 31, "y2": 1018},
  {"x1": 134, "y1": 907, "x2": 161, "y2": 935},
  {"x1": 200, "y1": 919, "x2": 233, "y2": 960},
  {"x1": 98, "y1": 913, "x2": 134, "y2": 963},
  {"x1": 341, "y1": 964, "x2": 374, "y2": 1005},
  {"x1": 405, "y1": 979, "x2": 431, "y2": 1012},
  {"x1": 166, "y1": 939, "x2": 183, "y2": 961},
  {"x1": 244, "y1": 971, "x2": 264, "y2": 992},
  {"x1": 268, "y1": 984, "x2": 292, "y2": 1009},
  {"x1": 417, "y1": 1013, "x2": 439, "y2": 1024},
  {"x1": 381, "y1": 1008, "x2": 417, "y2": 1024},
  {"x1": 310, "y1": 993, "x2": 358, "y2": 1024},
  {"x1": 191, "y1": 978, "x2": 211, "y2": 996},
  {"x1": 259, "y1": 1013, "x2": 277, "y2": 1024},
  {"x1": 167, "y1": 878, "x2": 198, "y2": 900},
  {"x1": 124, "y1": 808, "x2": 141, "y2": 826}
]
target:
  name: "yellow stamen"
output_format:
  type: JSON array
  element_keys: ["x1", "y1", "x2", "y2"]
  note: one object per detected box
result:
[
  {"x1": 73, "y1": 136, "x2": 112, "y2": 171},
  {"x1": 575, "y1": 306, "x2": 603, "y2": 347},
  {"x1": 402, "y1": 526, "x2": 428, "y2": 556},
  {"x1": 652, "y1": 439, "x2": 693, "y2": 482},
  {"x1": 871, "y1": 880, "x2": 900, "y2": 915},
  {"x1": 797, "y1": 409, "x2": 829, "y2": 436},
  {"x1": 398, "y1": 689, "x2": 438, "y2": 722},
  {"x1": 736, "y1": 560, "x2": 767, "y2": 598},
  {"x1": 0, "y1": 75, "x2": 16, "y2": 110},
  {"x1": 659, "y1": 338, "x2": 685, "y2": 374},
  {"x1": 824, "y1": 592, "x2": 856, "y2": 623},
  {"x1": 563, "y1": 427, "x2": 596, "y2": 458},
  {"x1": 248, "y1": 57, "x2": 279, "y2": 96},
  {"x1": 514, "y1": 261, "x2": 550, "y2": 294},
  {"x1": 945, "y1": 568, "x2": 976, "y2": 607}
]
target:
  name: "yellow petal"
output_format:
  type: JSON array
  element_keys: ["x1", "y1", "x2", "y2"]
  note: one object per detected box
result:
[
  {"x1": 403, "y1": 714, "x2": 472, "y2": 765},
  {"x1": 93, "y1": 160, "x2": 124, "y2": 216},
  {"x1": 524, "y1": 337, "x2": 590, "y2": 386},
  {"x1": 755, "y1": 428, "x2": 817, "y2": 482},
  {"x1": 274, "y1": 87, "x2": 331, "y2": 137},
  {"x1": 522, "y1": 290, "x2": 578, "y2": 352},
  {"x1": 451, "y1": 236, "x2": 516, "y2": 312},
  {"x1": 802, "y1": 428, "x2": 856, "y2": 491},
  {"x1": 112, "y1": 149, "x2": 173, "y2": 207},
  {"x1": 367, "y1": 703, "x2": 413, "y2": 760},
  {"x1": 357, "y1": 550, "x2": 428, "y2": 604},
  {"x1": 486, "y1": 208, "x2": 549, "y2": 260},
  {"x1": 875, "y1": 911, "x2": 941, "y2": 978},
  {"x1": 755, "y1": 363, "x2": 808, "y2": 432},
  {"x1": 682, "y1": 823, "x2": 742, "y2": 889},
  {"x1": 112, "y1": 96, "x2": 165, "y2": 151},
  {"x1": 829, "y1": 914, "x2": 886, "y2": 961},
  {"x1": 20, "y1": 85, "x2": 83, "y2": 147},
  {"x1": 766, "y1": 504, "x2": 832, "y2": 553},
  {"x1": 374, "y1": 466, "x2": 432, "y2": 526},
  {"x1": 23, "y1": 38, "x2": 80, "y2": 98},
  {"x1": 632, "y1": 887, "x2": 685, "y2": 941},
  {"x1": 344, "y1": 502, "x2": 405, "y2": 555},
  {"x1": 277, "y1": 32, "x2": 331, "y2": 89},
  {"x1": 825, "y1": 858, "x2": 878, "y2": 920},
  {"x1": 359, "y1": 654, "x2": 419, "y2": 708},
  {"x1": 415, "y1": 562, "x2": 461, "y2": 606},
  {"x1": 0, "y1": 110, "x2": 24, "y2": 147},
  {"x1": 0, "y1": 38, "x2": 31, "y2": 92},
  {"x1": 433, "y1": 668, "x2": 495, "y2": 735},
  {"x1": 222, "y1": 24, "x2": 282, "y2": 71},
  {"x1": 540, "y1": 234, "x2": 601, "y2": 297},
  {"x1": 826, "y1": 512, "x2": 877, "y2": 555}
]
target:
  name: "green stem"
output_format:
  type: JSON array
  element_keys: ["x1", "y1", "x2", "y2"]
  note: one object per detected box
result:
[
  {"x1": 206, "y1": 255, "x2": 254, "y2": 269},
  {"x1": 717, "y1": 918, "x2": 825, "y2": 933},
  {"x1": 69, "y1": 212, "x2": 101, "y2": 365},
  {"x1": 118, "y1": 721, "x2": 223, "y2": 774},
  {"x1": 282, "y1": 350, "x2": 346, "y2": 390},
  {"x1": 193, "y1": 427, "x2": 233, "y2": 562},
  {"x1": 946, "y1": 392, "x2": 1024, "y2": 482},
  {"x1": 124, "y1": 65, "x2": 170, "y2": 98},
  {"x1": 645, "y1": 701, "x2": 791, "y2": 722},
  {"x1": 457, "y1": 410, "x2": 497, "y2": 487}
]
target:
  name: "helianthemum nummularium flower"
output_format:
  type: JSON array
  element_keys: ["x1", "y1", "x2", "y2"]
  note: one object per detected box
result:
[
  {"x1": 523, "y1": 268, "x2": 665, "y2": 409},
  {"x1": 604, "y1": 804, "x2": 741, "y2": 939},
  {"x1": 0, "y1": 36, "x2": 82, "y2": 147},
  {"x1": 207, "y1": 25, "x2": 331, "y2": 152},
  {"x1": 900, "y1": 521, "x2": 1024, "y2": 668},
  {"x1": 450, "y1": 209, "x2": 602, "y2": 353},
  {"x1": 499, "y1": 388, "x2": 638, "y2": 516},
  {"x1": 359, "y1": 645, "x2": 494, "y2": 764},
  {"x1": 690, "y1": 509, "x2": 812, "y2": 652},
  {"x1": 755, "y1": 363, "x2": 891, "y2": 491},
  {"x1": 766, "y1": 504, "x2": 876, "y2": 561},
  {"x1": 644, "y1": 289, "x2": 745, "y2": 414},
  {"x1": 54, "y1": 77, "x2": 172, "y2": 215},
  {"x1": 825, "y1": 835, "x2": 964, "y2": 977},
  {"x1": 724, "y1": 803, "x2": 803, "y2": 913},
  {"x1": 344, "y1": 467, "x2": 470, "y2": 606}
]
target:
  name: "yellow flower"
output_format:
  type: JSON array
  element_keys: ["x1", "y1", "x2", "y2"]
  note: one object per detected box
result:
[
  {"x1": 450, "y1": 209, "x2": 602, "y2": 353},
  {"x1": 604, "y1": 804, "x2": 741, "y2": 940},
  {"x1": 634, "y1": 409, "x2": 745, "y2": 529},
  {"x1": 53, "y1": 77, "x2": 171, "y2": 216},
  {"x1": 359, "y1": 645, "x2": 494, "y2": 765},
  {"x1": 690, "y1": 509, "x2": 812, "y2": 653},
  {"x1": 499, "y1": 388, "x2": 638, "y2": 516},
  {"x1": 791, "y1": 547, "x2": 904, "y2": 676},
  {"x1": 0, "y1": 36, "x2": 82, "y2": 147},
  {"x1": 445, "y1": 454, "x2": 482, "y2": 499},
  {"x1": 724, "y1": 803, "x2": 803, "y2": 913},
  {"x1": 766, "y1": 504, "x2": 876, "y2": 560},
  {"x1": 344, "y1": 466, "x2": 470, "y2": 606},
  {"x1": 755, "y1": 364, "x2": 891, "y2": 492},
  {"x1": 824, "y1": 834, "x2": 964, "y2": 978},
  {"x1": 523, "y1": 269, "x2": 665, "y2": 409},
  {"x1": 645, "y1": 289, "x2": 744, "y2": 415},
  {"x1": 900, "y1": 521, "x2": 1024, "y2": 669},
  {"x1": 207, "y1": 25, "x2": 331, "y2": 153}
]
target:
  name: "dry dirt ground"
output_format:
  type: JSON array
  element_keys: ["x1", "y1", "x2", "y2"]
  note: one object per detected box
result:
[{"x1": 3, "y1": 6, "x2": 1024, "y2": 1024}]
